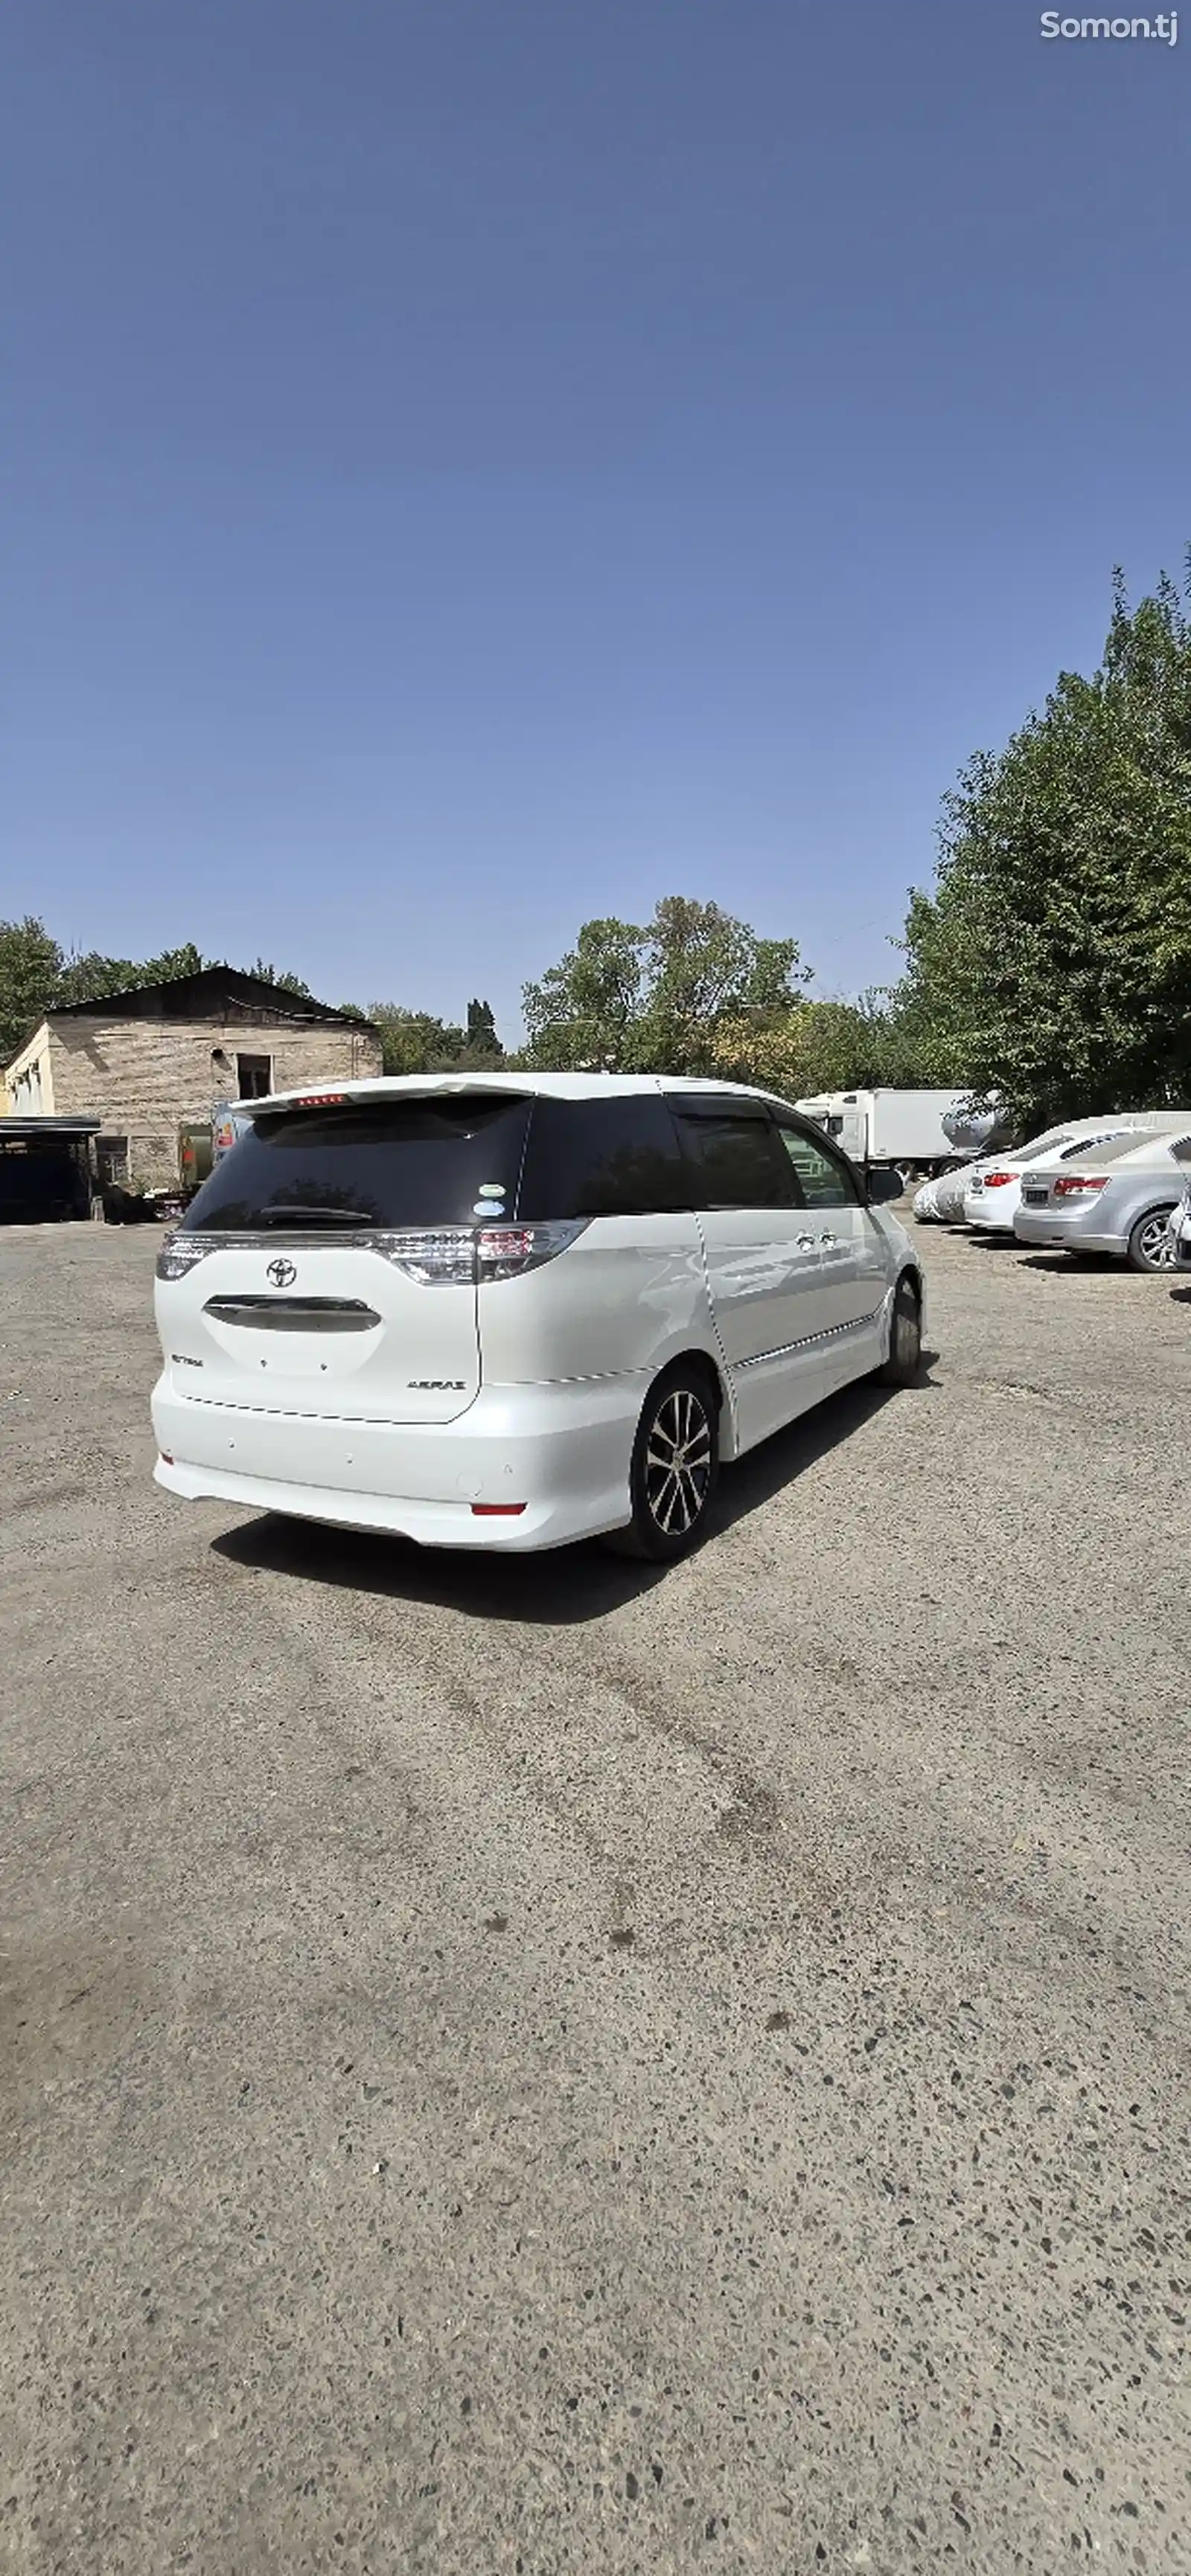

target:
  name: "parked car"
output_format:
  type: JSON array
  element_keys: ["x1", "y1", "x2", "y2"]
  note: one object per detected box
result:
[
  {"x1": 963, "y1": 1112, "x2": 1191, "y2": 1234},
  {"x1": 1012, "y1": 1127, "x2": 1191, "y2": 1272},
  {"x1": 933, "y1": 1164, "x2": 977, "y2": 1222},
  {"x1": 151, "y1": 1073, "x2": 924, "y2": 1562},
  {"x1": 1164, "y1": 1138, "x2": 1191, "y2": 1272}
]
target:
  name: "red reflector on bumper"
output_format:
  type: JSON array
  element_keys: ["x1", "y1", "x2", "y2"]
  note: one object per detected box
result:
[
  {"x1": 159, "y1": 1451, "x2": 174, "y2": 1464},
  {"x1": 470, "y1": 1503, "x2": 527, "y2": 1517}
]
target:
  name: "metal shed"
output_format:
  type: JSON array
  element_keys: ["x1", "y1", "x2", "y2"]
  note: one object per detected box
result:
[{"x1": 0, "y1": 1118, "x2": 101, "y2": 1223}]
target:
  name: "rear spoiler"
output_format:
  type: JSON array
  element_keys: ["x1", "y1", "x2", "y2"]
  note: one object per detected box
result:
[{"x1": 237, "y1": 1077, "x2": 534, "y2": 1117}]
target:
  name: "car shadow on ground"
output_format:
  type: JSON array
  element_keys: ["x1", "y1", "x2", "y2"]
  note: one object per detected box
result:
[
  {"x1": 1015, "y1": 1251, "x2": 1131, "y2": 1274},
  {"x1": 211, "y1": 1352, "x2": 943, "y2": 1627}
]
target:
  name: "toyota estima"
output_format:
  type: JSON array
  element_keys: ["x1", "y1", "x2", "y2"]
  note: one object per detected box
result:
[{"x1": 152, "y1": 1074, "x2": 922, "y2": 1561}]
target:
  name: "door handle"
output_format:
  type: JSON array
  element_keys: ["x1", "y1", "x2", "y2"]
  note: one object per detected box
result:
[{"x1": 797, "y1": 1234, "x2": 815, "y2": 1251}]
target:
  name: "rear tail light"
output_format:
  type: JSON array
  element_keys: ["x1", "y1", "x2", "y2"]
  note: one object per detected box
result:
[
  {"x1": 377, "y1": 1220, "x2": 590, "y2": 1284},
  {"x1": 1054, "y1": 1174, "x2": 1108, "y2": 1196},
  {"x1": 156, "y1": 1232, "x2": 219, "y2": 1281},
  {"x1": 476, "y1": 1222, "x2": 587, "y2": 1279},
  {"x1": 982, "y1": 1172, "x2": 1017, "y2": 1188},
  {"x1": 156, "y1": 1220, "x2": 590, "y2": 1287}
]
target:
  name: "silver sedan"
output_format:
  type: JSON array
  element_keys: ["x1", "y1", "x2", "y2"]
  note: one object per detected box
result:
[{"x1": 1013, "y1": 1128, "x2": 1191, "y2": 1272}]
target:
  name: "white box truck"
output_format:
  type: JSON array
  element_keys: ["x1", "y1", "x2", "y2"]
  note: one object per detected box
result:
[{"x1": 794, "y1": 1088, "x2": 1009, "y2": 1179}]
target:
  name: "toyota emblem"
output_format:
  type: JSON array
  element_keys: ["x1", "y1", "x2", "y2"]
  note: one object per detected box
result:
[{"x1": 266, "y1": 1257, "x2": 297, "y2": 1288}]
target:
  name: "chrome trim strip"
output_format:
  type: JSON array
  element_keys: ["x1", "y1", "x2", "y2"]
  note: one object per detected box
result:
[
  {"x1": 202, "y1": 1295, "x2": 381, "y2": 1333},
  {"x1": 735, "y1": 1304, "x2": 886, "y2": 1369}
]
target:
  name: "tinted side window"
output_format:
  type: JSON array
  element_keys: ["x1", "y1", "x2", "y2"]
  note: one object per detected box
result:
[
  {"x1": 517, "y1": 1094, "x2": 689, "y2": 1219},
  {"x1": 674, "y1": 1109, "x2": 797, "y2": 1211},
  {"x1": 774, "y1": 1118, "x2": 860, "y2": 1208}
]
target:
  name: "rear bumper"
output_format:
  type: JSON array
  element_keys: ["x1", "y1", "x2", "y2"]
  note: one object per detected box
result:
[
  {"x1": 963, "y1": 1194, "x2": 1016, "y2": 1230},
  {"x1": 1012, "y1": 1211, "x2": 1121, "y2": 1254},
  {"x1": 150, "y1": 1372, "x2": 644, "y2": 1551}
]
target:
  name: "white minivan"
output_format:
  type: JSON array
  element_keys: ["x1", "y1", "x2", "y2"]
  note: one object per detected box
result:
[{"x1": 151, "y1": 1074, "x2": 923, "y2": 1561}]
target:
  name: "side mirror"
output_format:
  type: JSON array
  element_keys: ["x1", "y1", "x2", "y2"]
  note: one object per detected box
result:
[{"x1": 866, "y1": 1164, "x2": 904, "y2": 1205}]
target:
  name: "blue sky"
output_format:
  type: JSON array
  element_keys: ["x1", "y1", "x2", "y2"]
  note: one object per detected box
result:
[{"x1": 2, "y1": 1, "x2": 1187, "y2": 1037}]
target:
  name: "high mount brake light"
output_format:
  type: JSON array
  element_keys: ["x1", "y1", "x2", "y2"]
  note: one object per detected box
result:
[{"x1": 291, "y1": 1092, "x2": 348, "y2": 1108}]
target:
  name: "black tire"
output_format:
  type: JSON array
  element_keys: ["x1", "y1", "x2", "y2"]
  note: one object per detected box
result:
[
  {"x1": 1126, "y1": 1205, "x2": 1177, "y2": 1274},
  {"x1": 875, "y1": 1272, "x2": 922, "y2": 1386},
  {"x1": 604, "y1": 1364, "x2": 721, "y2": 1563}
]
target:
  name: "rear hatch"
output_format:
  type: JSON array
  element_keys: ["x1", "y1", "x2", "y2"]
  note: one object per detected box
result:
[{"x1": 156, "y1": 1090, "x2": 533, "y2": 1424}]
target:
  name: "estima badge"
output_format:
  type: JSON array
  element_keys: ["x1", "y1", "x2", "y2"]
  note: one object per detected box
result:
[
  {"x1": 267, "y1": 1257, "x2": 297, "y2": 1288},
  {"x1": 409, "y1": 1380, "x2": 465, "y2": 1391}
]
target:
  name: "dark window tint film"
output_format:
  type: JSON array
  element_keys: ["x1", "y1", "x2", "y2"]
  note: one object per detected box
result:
[
  {"x1": 182, "y1": 1095, "x2": 533, "y2": 1232},
  {"x1": 517, "y1": 1094, "x2": 689, "y2": 1219},
  {"x1": 673, "y1": 1109, "x2": 797, "y2": 1211}
]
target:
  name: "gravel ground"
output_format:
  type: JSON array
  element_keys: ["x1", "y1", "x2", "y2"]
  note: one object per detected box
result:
[{"x1": 1, "y1": 1217, "x2": 1189, "y2": 2575}]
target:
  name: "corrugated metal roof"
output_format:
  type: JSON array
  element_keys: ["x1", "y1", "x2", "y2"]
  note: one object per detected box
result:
[{"x1": 46, "y1": 967, "x2": 374, "y2": 1027}]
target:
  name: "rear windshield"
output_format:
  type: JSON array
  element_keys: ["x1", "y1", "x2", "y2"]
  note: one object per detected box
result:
[
  {"x1": 182, "y1": 1096, "x2": 532, "y2": 1232},
  {"x1": 1058, "y1": 1130, "x2": 1161, "y2": 1167},
  {"x1": 1016, "y1": 1132, "x2": 1071, "y2": 1164}
]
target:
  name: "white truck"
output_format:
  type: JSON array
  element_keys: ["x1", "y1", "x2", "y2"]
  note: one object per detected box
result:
[{"x1": 794, "y1": 1087, "x2": 1009, "y2": 1182}]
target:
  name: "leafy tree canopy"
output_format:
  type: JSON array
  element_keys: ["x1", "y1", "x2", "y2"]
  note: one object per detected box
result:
[
  {"x1": 887, "y1": 565, "x2": 1191, "y2": 1127},
  {"x1": 522, "y1": 897, "x2": 808, "y2": 1074}
]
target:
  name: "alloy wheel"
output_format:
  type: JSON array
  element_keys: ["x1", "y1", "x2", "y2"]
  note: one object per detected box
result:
[
  {"x1": 643, "y1": 1388, "x2": 714, "y2": 1538},
  {"x1": 1137, "y1": 1213, "x2": 1176, "y2": 1271}
]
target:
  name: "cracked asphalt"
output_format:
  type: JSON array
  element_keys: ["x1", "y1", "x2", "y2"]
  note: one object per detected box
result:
[{"x1": 1, "y1": 1217, "x2": 1189, "y2": 2574}]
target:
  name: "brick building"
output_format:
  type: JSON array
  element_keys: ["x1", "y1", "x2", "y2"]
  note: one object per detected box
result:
[{"x1": 3, "y1": 967, "x2": 383, "y2": 1194}]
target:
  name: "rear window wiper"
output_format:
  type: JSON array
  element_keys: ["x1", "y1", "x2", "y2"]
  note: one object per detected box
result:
[{"x1": 259, "y1": 1205, "x2": 374, "y2": 1225}]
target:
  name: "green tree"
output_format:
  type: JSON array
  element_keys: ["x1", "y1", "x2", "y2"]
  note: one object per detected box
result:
[
  {"x1": 710, "y1": 993, "x2": 898, "y2": 1095},
  {"x1": 0, "y1": 917, "x2": 64, "y2": 1063},
  {"x1": 462, "y1": 997, "x2": 502, "y2": 1065},
  {"x1": 522, "y1": 917, "x2": 645, "y2": 1070},
  {"x1": 522, "y1": 898, "x2": 808, "y2": 1074},
  {"x1": 58, "y1": 941, "x2": 206, "y2": 1005},
  {"x1": 249, "y1": 958, "x2": 314, "y2": 997},
  {"x1": 890, "y1": 564, "x2": 1191, "y2": 1127},
  {"x1": 634, "y1": 896, "x2": 806, "y2": 1074},
  {"x1": 367, "y1": 1003, "x2": 466, "y2": 1075}
]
